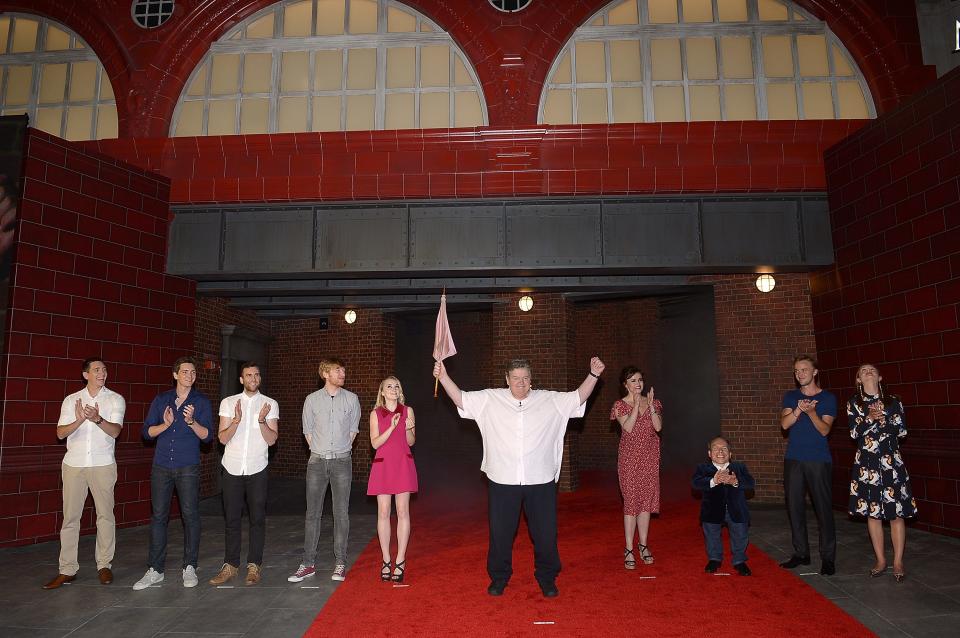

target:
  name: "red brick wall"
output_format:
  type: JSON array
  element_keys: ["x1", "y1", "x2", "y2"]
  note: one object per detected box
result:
[
  {"x1": 818, "y1": 66, "x2": 960, "y2": 537},
  {"x1": 0, "y1": 129, "x2": 192, "y2": 546},
  {"x1": 85, "y1": 121, "x2": 864, "y2": 205},
  {"x1": 267, "y1": 311, "x2": 395, "y2": 481}
]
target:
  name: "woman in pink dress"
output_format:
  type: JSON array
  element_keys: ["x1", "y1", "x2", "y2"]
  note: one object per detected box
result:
[
  {"x1": 367, "y1": 376, "x2": 418, "y2": 583},
  {"x1": 611, "y1": 366, "x2": 663, "y2": 569}
]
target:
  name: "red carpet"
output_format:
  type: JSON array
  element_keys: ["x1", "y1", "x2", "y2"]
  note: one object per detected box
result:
[{"x1": 307, "y1": 471, "x2": 871, "y2": 637}]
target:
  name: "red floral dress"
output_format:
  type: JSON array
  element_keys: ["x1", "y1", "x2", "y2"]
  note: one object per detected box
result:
[{"x1": 611, "y1": 398, "x2": 662, "y2": 515}]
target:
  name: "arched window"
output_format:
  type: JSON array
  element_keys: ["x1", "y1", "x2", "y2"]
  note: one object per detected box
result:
[
  {"x1": 0, "y1": 14, "x2": 117, "y2": 140},
  {"x1": 540, "y1": 0, "x2": 874, "y2": 124},
  {"x1": 172, "y1": 0, "x2": 487, "y2": 136}
]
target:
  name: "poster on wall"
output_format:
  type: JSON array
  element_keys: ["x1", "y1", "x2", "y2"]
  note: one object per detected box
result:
[{"x1": 0, "y1": 114, "x2": 28, "y2": 358}]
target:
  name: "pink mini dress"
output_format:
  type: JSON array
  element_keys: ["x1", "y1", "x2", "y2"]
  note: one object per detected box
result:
[{"x1": 366, "y1": 404, "x2": 419, "y2": 495}]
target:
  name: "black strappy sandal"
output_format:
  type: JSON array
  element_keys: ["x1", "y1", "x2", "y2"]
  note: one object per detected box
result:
[
  {"x1": 380, "y1": 560, "x2": 392, "y2": 581},
  {"x1": 638, "y1": 544, "x2": 654, "y2": 565},
  {"x1": 392, "y1": 560, "x2": 406, "y2": 584},
  {"x1": 623, "y1": 548, "x2": 636, "y2": 570}
]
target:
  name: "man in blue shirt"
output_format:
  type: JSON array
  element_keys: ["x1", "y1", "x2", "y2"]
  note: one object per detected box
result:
[
  {"x1": 779, "y1": 354, "x2": 838, "y2": 575},
  {"x1": 133, "y1": 357, "x2": 213, "y2": 590}
]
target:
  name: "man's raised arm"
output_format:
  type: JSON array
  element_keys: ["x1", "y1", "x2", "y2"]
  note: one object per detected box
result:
[{"x1": 433, "y1": 360, "x2": 463, "y2": 409}]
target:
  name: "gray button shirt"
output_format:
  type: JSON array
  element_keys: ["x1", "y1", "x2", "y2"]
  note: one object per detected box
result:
[{"x1": 302, "y1": 387, "x2": 361, "y2": 455}]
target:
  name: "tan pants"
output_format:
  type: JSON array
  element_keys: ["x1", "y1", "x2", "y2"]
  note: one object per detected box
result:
[{"x1": 59, "y1": 462, "x2": 117, "y2": 575}]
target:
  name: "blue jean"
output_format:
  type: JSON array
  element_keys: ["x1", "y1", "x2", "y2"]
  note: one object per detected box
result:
[
  {"x1": 148, "y1": 463, "x2": 201, "y2": 573},
  {"x1": 702, "y1": 512, "x2": 749, "y2": 565},
  {"x1": 302, "y1": 455, "x2": 352, "y2": 566}
]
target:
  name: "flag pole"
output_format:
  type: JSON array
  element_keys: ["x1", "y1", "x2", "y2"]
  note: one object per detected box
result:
[{"x1": 434, "y1": 288, "x2": 446, "y2": 398}]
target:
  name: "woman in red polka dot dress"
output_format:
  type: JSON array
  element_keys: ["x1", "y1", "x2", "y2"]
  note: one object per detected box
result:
[{"x1": 611, "y1": 366, "x2": 663, "y2": 569}]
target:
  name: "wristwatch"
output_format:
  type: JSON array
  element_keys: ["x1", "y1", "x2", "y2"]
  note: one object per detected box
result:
[{"x1": 94, "y1": 416, "x2": 104, "y2": 425}]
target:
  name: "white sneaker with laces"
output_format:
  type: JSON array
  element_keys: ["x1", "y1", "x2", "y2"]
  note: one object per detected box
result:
[
  {"x1": 331, "y1": 564, "x2": 346, "y2": 581},
  {"x1": 182, "y1": 565, "x2": 199, "y2": 588},
  {"x1": 132, "y1": 568, "x2": 164, "y2": 590}
]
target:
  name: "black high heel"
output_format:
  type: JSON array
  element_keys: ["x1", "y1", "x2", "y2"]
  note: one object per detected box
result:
[
  {"x1": 380, "y1": 560, "x2": 392, "y2": 581},
  {"x1": 391, "y1": 560, "x2": 406, "y2": 583}
]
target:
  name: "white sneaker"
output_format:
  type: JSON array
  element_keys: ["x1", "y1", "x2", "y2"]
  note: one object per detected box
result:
[
  {"x1": 331, "y1": 564, "x2": 346, "y2": 581},
  {"x1": 182, "y1": 565, "x2": 198, "y2": 588},
  {"x1": 132, "y1": 568, "x2": 164, "y2": 590}
]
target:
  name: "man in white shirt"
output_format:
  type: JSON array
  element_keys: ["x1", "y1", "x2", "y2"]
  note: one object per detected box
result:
[
  {"x1": 209, "y1": 362, "x2": 279, "y2": 586},
  {"x1": 43, "y1": 358, "x2": 126, "y2": 589},
  {"x1": 434, "y1": 356, "x2": 605, "y2": 598}
]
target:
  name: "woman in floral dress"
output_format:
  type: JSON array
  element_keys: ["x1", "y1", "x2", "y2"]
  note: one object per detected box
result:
[
  {"x1": 847, "y1": 364, "x2": 916, "y2": 582},
  {"x1": 611, "y1": 366, "x2": 662, "y2": 569}
]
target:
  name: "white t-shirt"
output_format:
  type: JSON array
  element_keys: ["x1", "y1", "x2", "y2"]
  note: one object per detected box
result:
[
  {"x1": 458, "y1": 388, "x2": 585, "y2": 485},
  {"x1": 58, "y1": 387, "x2": 126, "y2": 467},
  {"x1": 218, "y1": 391, "x2": 279, "y2": 476}
]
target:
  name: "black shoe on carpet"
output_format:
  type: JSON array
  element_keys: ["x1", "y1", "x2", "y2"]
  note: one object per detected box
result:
[
  {"x1": 538, "y1": 580, "x2": 559, "y2": 598},
  {"x1": 779, "y1": 555, "x2": 810, "y2": 568},
  {"x1": 704, "y1": 560, "x2": 721, "y2": 573},
  {"x1": 820, "y1": 561, "x2": 835, "y2": 576},
  {"x1": 487, "y1": 580, "x2": 507, "y2": 596},
  {"x1": 734, "y1": 563, "x2": 752, "y2": 576}
]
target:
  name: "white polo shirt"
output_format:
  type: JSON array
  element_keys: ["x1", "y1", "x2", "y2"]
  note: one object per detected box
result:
[
  {"x1": 218, "y1": 391, "x2": 279, "y2": 476},
  {"x1": 58, "y1": 387, "x2": 126, "y2": 468},
  {"x1": 458, "y1": 388, "x2": 585, "y2": 485}
]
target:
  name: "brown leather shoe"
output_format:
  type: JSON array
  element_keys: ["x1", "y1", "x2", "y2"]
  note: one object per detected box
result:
[
  {"x1": 98, "y1": 568, "x2": 113, "y2": 584},
  {"x1": 42, "y1": 574, "x2": 76, "y2": 590},
  {"x1": 245, "y1": 563, "x2": 261, "y2": 586},
  {"x1": 208, "y1": 563, "x2": 238, "y2": 585}
]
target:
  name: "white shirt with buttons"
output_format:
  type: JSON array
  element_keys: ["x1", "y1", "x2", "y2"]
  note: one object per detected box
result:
[
  {"x1": 58, "y1": 387, "x2": 126, "y2": 468},
  {"x1": 218, "y1": 391, "x2": 279, "y2": 476}
]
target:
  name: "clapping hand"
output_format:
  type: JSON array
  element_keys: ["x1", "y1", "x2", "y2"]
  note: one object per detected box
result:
[
  {"x1": 74, "y1": 399, "x2": 85, "y2": 422},
  {"x1": 391, "y1": 413, "x2": 402, "y2": 430},
  {"x1": 258, "y1": 403, "x2": 271, "y2": 422},
  {"x1": 82, "y1": 402, "x2": 101, "y2": 423},
  {"x1": 232, "y1": 399, "x2": 243, "y2": 426},
  {"x1": 868, "y1": 401, "x2": 885, "y2": 423},
  {"x1": 798, "y1": 398, "x2": 818, "y2": 414},
  {"x1": 163, "y1": 406, "x2": 175, "y2": 427},
  {"x1": 183, "y1": 404, "x2": 195, "y2": 424}
]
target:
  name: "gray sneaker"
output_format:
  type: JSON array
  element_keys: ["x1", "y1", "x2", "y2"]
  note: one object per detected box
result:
[
  {"x1": 331, "y1": 564, "x2": 346, "y2": 581},
  {"x1": 182, "y1": 565, "x2": 199, "y2": 588},
  {"x1": 132, "y1": 568, "x2": 164, "y2": 590}
]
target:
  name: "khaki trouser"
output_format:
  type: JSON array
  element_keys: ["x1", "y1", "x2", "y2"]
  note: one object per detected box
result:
[{"x1": 59, "y1": 462, "x2": 117, "y2": 575}]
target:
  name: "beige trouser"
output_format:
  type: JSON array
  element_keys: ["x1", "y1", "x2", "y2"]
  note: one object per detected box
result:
[{"x1": 59, "y1": 462, "x2": 117, "y2": 575}]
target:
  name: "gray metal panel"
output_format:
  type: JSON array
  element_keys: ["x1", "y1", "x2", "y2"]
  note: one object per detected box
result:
[
  {"x1": 167, "y1": 211, "x2": 221, "y2": 274},
  {"x1": 701, "y1": 200, "x2": 802, "y2": 265},
  {"x1": 603, "y1": 201, "x2": 701, "y2": 266},
  {"x1": 409, "y1": 204, "x2": 504, "y2": 267},
  {"x1": 506, "y1": 202, "x2": 601, "y2": 266},
  {"x1": 800, "y1": 199, "x2": 834, "y2": 265},
  {"x1": 224, "y1": 209, "x2": 313, "y2": 273},
  {"x1": 317, "y1": 206, "x2": 408, "y2": 270}
]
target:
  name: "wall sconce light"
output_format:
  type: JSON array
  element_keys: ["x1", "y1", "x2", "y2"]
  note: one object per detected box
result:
[
  {"x1": 518, "y1": 295, "x2": 534, "y2": 312},
  {"x1": 344, "y1": 310, "x2": 357, "y2": 324},
  {"x1": 755, "y1": 274, "x2": 776, "y2": 293}
]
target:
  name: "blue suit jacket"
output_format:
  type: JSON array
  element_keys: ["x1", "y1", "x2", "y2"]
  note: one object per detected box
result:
[{"x1": 692, "y1": 461, "x2": 754, "y2": 525}]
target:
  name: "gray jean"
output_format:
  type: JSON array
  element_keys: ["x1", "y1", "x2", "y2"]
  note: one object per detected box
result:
[{"x1": 302, "y1": 454, "x2": 352, "y2": 566}]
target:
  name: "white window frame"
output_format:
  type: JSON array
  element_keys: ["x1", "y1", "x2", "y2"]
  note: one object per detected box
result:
[{"x1": 538, "y1": 0, "x2": 876, "y2": 123}]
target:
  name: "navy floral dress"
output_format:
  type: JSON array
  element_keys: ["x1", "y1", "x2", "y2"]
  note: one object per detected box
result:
[{"x1": 847, "y1": 393, "x2": 917, "y2": 520}]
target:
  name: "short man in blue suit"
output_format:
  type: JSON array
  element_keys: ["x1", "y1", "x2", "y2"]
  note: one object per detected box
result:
[{"x1": 692, "y1": 436, "x2": 755, "y2": 576}]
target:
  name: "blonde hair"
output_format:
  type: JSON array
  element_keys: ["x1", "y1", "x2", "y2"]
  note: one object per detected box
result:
[{"x1": 375, "y1": 376, "x2": 405, "y2": 408}]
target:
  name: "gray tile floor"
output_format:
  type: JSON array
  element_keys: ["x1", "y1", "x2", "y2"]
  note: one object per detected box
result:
[{"x1": 1, "y1": 479, "x2": 958, "y2": 637}]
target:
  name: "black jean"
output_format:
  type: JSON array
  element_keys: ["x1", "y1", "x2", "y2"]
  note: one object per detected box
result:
[
  {"x1": 783, "y1": 459, "x2": 836, "y2": 563},
  {"x1": 487, "y1": 480, "x2": 560, "y2": 585},
  {"x1": 222, "y1": 468, "x2": 269, "y2": 567}
]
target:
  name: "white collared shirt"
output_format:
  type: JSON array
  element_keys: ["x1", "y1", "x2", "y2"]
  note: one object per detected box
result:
[
  {"x1": 458, "y1": 388, "x2": 585, "y2": 485},
  {"x1": 218, "y1": 391, "x2": 279, "y2": 476},
  {"x1": 58, "y1": 387, "x2": 126, "y2": 468}
]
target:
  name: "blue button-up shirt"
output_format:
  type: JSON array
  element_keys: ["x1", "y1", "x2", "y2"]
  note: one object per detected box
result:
[{"x1": 143, "y1": 387, "x2": 214, "y2": 468}]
